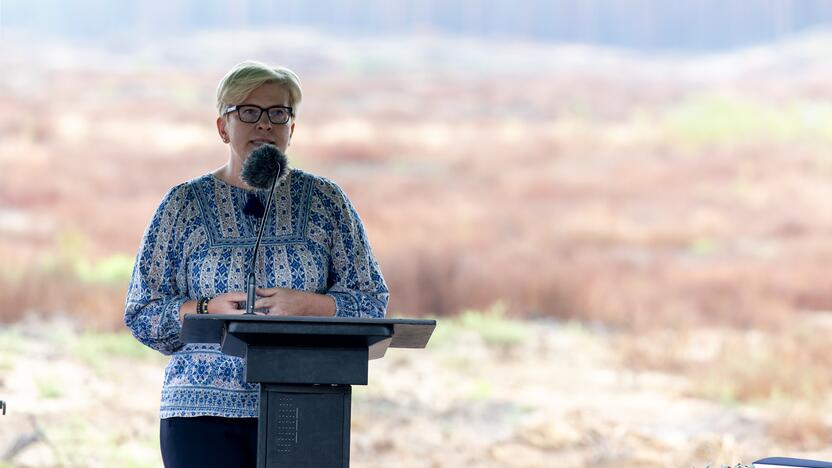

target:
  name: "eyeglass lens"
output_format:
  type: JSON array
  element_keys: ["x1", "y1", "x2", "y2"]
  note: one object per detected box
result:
[{"x1": 238, "y1": 106, "x2": 291, "y2": 124}]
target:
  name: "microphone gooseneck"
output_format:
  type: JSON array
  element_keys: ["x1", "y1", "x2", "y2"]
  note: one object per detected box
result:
[{"x1": 240, "y1": 144, "x2": 289, "y2": 314}]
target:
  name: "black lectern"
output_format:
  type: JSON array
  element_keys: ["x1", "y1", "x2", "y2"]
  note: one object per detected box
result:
[{"x1": 181, "y1": 315, "x2": 435, "y2": 468}]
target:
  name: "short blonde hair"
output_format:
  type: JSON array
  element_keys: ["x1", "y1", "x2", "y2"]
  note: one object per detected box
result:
[{"x1": 216, "y1": 61, "x2": 303, "y2": 117}]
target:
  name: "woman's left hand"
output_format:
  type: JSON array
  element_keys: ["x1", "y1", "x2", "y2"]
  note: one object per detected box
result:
[{"x1": 254, "y1": 287, "x2": 337, "y2": 317}]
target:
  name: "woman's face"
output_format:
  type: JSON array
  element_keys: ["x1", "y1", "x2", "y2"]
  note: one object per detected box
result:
[{"x1": 217, "y1": 82, "x2": 296, "y2": 164}]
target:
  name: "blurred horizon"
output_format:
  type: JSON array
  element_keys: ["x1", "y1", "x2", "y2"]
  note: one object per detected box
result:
[
  {"x1": 0, "y1": 0, "x2": 832, "y2": 53},
  {"x1": 4, "y1": 0, "x2": 832, "y2": 52}
]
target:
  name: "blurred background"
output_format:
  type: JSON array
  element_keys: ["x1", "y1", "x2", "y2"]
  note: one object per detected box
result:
[{"x1": 2, "y1": 0, "x2": 832, "y2": 466}]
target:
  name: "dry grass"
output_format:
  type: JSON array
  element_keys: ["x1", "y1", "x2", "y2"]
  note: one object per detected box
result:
[
  {"x1": 2, "y1": 42, "x2": 832, "y2": 332},
  {"x1": 768, "y1": 405, "x2": 832, "y2": 451},
  {"x1": 614, "y1": 320, "x2": 832, "y2": 450},
  {"x1": 616, "y1": 322, "x2": 832, "y2": 402}
]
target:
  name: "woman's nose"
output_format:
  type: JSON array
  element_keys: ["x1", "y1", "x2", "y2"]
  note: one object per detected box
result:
[{"x1": 256, "y1": 112, "x2": 273, "y2": 130}]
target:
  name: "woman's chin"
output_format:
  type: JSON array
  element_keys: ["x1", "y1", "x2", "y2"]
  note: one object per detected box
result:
[{"x1": 250, "y1": 142, "x2": 283, "y2": 152}]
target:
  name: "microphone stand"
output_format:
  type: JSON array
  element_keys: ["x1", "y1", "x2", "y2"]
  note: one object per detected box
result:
[{"x1": 244, "y1": 172, "x2": 280, "y2": 315}]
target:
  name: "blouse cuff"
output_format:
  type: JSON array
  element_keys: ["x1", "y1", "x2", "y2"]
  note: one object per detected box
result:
[{"x1": 326, "y1": 291, "x2": 357, "y2": 318}]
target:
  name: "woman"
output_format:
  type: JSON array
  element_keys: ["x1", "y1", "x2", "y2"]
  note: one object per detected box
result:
[{"x1": 124, "y1": 61, "x2": 388, "y2": 467}]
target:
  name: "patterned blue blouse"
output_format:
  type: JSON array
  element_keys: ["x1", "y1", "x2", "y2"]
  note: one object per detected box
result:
[{"x1": 124, "y1": 169, "x2": 388, "y2": 418}]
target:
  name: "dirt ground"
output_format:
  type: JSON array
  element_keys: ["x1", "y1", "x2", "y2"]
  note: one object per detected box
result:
[{"x1": 3, "y1": 315, "x2": 832, "y2": 468}]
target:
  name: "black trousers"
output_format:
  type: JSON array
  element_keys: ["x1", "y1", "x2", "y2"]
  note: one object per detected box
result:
[{"x1": 160, "y1": 416, "x2": 258, "y2": 468}]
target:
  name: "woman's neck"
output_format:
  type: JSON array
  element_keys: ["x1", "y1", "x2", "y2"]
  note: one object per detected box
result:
[{"x1": 213, "y1": 161, "x2": 250, "y2": 189}]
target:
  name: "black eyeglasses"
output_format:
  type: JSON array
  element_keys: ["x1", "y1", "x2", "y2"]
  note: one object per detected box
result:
[{"x1": 224, "y1": 105, "x2": 294, "y2": 125}]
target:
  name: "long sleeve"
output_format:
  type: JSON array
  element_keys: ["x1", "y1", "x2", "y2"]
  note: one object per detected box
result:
[
  {"x1": 323, "y1": 182, "x2": 389, "y2": 318},
  {"x1": 124, "y1": 184, "x2": 195, "y2": 355}
]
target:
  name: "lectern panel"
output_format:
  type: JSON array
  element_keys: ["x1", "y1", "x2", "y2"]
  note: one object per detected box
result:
[
  {"x1": 247, "y1": 346, "x2": 368, "y2": 385},
  {"x1": 260, "y1": 385, "x2": 350, "y2": 468}
]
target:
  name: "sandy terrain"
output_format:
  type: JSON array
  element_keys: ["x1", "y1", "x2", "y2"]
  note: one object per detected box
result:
[{"x1": 3, "y1": 316, "x2": 832, "y2": 467}]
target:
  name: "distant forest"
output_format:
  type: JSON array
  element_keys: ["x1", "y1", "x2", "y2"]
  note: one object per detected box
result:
[{"x1": 4, "y1": 0, "x2": 832, "y2": 51}]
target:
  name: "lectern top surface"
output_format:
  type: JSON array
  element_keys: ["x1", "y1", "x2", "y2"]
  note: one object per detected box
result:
[
  {"x1": 183, "y1": 314, "x2": 434, "y2": 325},
  {"x1": 181, "y1": 314, "x2": 436, "y2": 350}
]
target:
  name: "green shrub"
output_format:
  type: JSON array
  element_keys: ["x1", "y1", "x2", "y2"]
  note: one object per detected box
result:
[
  {"x1": 69, "y1": 331, "x2": 164, "y2": 375},
  {"x1": 664, "y1": 95, "x2": 832, "y2": 146},
  {"x1": 458, "y1": 302, "x2": 529, "y2": 347}
]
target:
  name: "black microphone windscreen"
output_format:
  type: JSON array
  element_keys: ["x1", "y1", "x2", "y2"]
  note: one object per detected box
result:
[{"x1": 240, "y1": 144, "x2": 289, "y2": 190}]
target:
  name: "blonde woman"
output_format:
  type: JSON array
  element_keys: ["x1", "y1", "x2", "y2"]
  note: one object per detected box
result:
[{"x1": 124, "y1": 61, "x2": 388, "y2": 467}]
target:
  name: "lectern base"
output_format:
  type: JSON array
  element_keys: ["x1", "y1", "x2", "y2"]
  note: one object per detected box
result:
[{"x1": 257, "y1": 384, "x2": 351, "y2": 468}]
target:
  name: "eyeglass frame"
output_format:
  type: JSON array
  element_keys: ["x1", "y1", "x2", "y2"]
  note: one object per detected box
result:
[{"x1": 223, "y1": 104, "x2": 294, "y2": 125}]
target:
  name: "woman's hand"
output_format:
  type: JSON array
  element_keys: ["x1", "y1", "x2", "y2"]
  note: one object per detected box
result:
[
  {"x1": 206, "y1": 291, "x2": 249, "y2": 314},
  {"x1": 254, "y1": 287, "x2": 336, "y2": 317},
  {"x1": 178, "y1": 291, "x2": 250, "y2": 321}
]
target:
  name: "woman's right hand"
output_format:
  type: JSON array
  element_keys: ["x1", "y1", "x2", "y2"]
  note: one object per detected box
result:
[{"x1": 206, "y1": 291, "x2": 249, "y2": 314}]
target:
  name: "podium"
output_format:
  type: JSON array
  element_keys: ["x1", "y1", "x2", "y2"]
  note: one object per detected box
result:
[{"x1": 181, "y1": 315, "x2": 435, "y2": 468}]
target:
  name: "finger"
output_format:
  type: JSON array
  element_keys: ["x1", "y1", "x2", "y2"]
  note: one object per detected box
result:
[
  {"x1": 223, "y1": 292, "x2": 248, "y2": 302},
  {"x1": 253, "y1": 298, "x2": 271, "y2": 310},
  {"x1": 256, "y1": 288, "x2": 277, "y2": 298},
  {"x1": 215, "y1": 301, "x2": 242, "y2": 314}
]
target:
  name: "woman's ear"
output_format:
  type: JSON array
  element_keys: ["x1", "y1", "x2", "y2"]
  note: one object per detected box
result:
[{"x1": 216, "y1": 116, "x2": 229, "y2": 143}]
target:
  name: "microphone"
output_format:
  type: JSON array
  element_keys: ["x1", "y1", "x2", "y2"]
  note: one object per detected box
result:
[
  {"x1": 241, "y1": 144, "x2": 288, "y2": 190},
  {"x1": 240, "y1": 144, "x2": 289, "y2": 315}
]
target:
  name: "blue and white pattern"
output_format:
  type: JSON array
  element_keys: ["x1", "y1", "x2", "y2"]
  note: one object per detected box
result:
[{"x1": 124, "y1": 169, "x2": 388, "y2": 418}]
